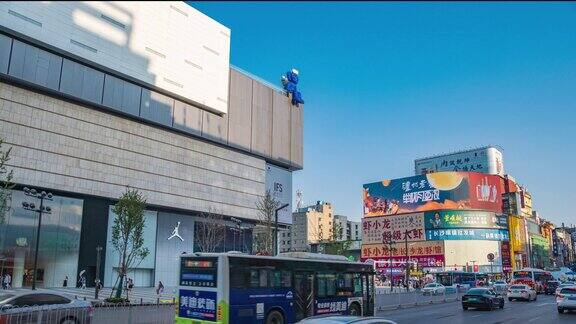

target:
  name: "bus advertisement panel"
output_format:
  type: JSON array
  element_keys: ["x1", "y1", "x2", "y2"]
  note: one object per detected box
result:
[{"x1": 363, "y1": 172, "x2": 503, "y2": 217}]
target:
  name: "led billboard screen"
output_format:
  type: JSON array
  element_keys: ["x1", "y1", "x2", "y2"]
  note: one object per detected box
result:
[{"x1": 363, "y1": 172, "x2": 503, "y2": 216}]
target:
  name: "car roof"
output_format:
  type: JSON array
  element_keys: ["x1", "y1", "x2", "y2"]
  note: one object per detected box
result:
[{"x1": 3, "y1": 290, "x2": 74, "y2": 299}]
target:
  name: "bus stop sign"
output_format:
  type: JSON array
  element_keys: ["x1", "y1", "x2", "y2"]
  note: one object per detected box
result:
[{"x1": 487, "y1": 253, "x2": 495, "y2": 262}]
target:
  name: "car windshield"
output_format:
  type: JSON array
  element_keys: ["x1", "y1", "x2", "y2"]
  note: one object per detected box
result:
[
  {"x1": 510, "y1": 285, "x2": 525, "y2": 289},
  {"x1": 560, "y1": 288, "x2": 576, "y2": 294},
  {"x1": 0, "y1": 294, "x2": 14, "y2": 303},
  {"x1": 495, "y1": 281, "x2": 506, "y2": 284},
  {"x1": 467, "y1": 289, "x2": 489, "y2": 295},
  {"x1": 425, "y1": 284, "x2": 437, "y2": 288}
]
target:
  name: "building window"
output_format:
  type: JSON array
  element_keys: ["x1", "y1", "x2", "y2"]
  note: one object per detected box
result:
[{"x1": 0, "y1": 190, "x2": 83, "y2": 288}]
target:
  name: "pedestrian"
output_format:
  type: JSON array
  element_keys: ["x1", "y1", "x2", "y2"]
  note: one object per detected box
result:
[
  {"x1": 63, "y1": 275, "x2": 68, "y2": 288},
  {"x1": 1, "y1": 273, "x2": 5, "y2": 289},
  {"x1": 3, "y1": 273, "x2": 11, "y2": 290},
  {"x1": 81, "y1": 274, "x2": 86, "y2": 289},
  {"x1": 156, "y1": 281, "x2": 164, "y2": 296}
]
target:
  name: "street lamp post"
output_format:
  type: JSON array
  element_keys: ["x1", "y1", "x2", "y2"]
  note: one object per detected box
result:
[
  {"x1": 95, "y1": 246, "x2": 103, "y2": 299},
  {"x1": 274, "y1": 204, "x2": 290, "y2": 255},
  {"x1": 21, "y1": 187, "x2": 53, "y2": 290},
  {"x1": 404, "y1": 230, "x2": 410, "y2": 287}
]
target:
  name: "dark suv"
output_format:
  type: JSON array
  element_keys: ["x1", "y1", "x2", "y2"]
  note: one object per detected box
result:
[{"x1": 545, "y1": 280, "x2": 560, "y2": 295}]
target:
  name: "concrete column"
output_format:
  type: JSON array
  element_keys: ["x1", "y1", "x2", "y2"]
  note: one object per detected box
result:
[{"x1": 12, "y1": 248, "x2": 26, "y2": 288}]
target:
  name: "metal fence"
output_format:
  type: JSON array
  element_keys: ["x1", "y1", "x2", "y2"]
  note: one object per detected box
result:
[
  {"x1": 375, "y1": 287, "x2": 467, "y2": 311},
  {"x1": 0, "y1": 302, "x2": 176, "y2": 324}
]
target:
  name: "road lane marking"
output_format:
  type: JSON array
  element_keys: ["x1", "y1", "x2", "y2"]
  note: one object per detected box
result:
[
  {"x1": 528, "y1": 316, "x2": 541, "y2": 322},
  {"x1": 535, "y1": 302, "x2": 553, "y2": 307},
  {"x1": 471, "y1": 314, "x2": 482, "y2": 318}
]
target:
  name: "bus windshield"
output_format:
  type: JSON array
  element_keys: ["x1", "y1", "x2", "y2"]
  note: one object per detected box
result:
[{"x1": 513, "y1": 271, "x2": 532, "y2": 279}]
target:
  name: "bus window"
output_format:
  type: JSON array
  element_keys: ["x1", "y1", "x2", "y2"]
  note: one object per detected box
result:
[
  {"x1": 281, "y1": 270, "x2": 292, "y2": 288},
  {"x1": 335, "y1": 273, "x2": 354, "y2": 297},
  {"x1": 250, "y1": 268, "x2": 269, "y2": 288},
  {"x1": 353, "y1": 273, "x2": 363, "y2": 297},
  {"x1": 317, "y1": 273, "x2": 337, "y2": 297},
  {"x1": 230, "y1": 267, "x2": 249, "y2": 289}
]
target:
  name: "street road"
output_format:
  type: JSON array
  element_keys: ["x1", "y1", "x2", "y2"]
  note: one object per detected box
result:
[{"x1": 377, "y1": 294, "x2": 574, "y2": 324}]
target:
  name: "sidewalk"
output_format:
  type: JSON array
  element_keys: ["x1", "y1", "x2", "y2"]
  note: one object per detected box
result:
[{"x1": 3, "y1": 286, "x2": 178, "y2": 304}]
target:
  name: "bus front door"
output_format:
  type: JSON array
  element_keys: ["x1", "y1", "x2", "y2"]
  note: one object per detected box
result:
[
  {"x1": 293, "y1": 272, "x2": 314, "y2": 321},
  {"x1": 362, "y1": 273, "x2": 375, "y2": 316}
]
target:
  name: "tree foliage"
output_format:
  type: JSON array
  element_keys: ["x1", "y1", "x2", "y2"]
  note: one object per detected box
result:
[
  {"x1": 110, "y1": 188, "x2": 149, "y2": 299},
  {"x1": 254, "y1": 190, "x2": 279, "y2": 255},
  {"x1": 195, "y1": 208, "x2": 227, "y2": 253},
  {"x1": 0, "y1": 138, "x2": 14, "y2": 224}
]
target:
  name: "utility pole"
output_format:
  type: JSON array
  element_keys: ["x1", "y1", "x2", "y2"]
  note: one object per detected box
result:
[
  {"x1": 95, "y1": 246, "x2": 103, "y2": 299},
  {"x1": 404, "y1": 230, "x2": 410, "y2": 287},
  {"x1": 22, "y1": 187, "x2": 53, "y2": 290}
]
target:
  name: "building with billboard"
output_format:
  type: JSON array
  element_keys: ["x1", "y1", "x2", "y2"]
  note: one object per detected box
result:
[
  {"x1": 361, "y1": 171, "x2": 510, "y2": 276},
  {"x1": 414, "y1": 146, "x2": 504, "y2": 177},
  {"x1": 0, "y1": 2, "x2": 303, "y2": 288}
]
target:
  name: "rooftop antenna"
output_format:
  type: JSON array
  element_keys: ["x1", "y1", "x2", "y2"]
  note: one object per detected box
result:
[{"x1": 296, "y1": 190, "x2": 303, "y2": 209}]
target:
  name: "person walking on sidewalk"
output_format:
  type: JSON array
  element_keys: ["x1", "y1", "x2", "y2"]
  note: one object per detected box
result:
[
  {"x1": 156, "y1": 281, "x2": 164, "y2": 296},
  {"x1": 63, "y1": 275, "x2": 68, "y2": 288},
  {"x1": 3, "y1": 273, "x2": 11, "y2": 289}
]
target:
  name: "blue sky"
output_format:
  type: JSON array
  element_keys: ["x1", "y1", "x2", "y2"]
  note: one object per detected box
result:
[{"x1": 190, "y1": 2, "x2": 576, "y2": 226}]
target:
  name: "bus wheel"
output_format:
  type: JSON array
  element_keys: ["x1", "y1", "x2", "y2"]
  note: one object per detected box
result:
[
  {"x1": 349, "y1": 303, "x2": 361, "y2": 316},
  {"x1": 266, "y1": 310, "x2": 284, "y2": 324}
]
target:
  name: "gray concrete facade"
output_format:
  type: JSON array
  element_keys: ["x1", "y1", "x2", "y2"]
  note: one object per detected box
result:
[{"x1": 0, "y1": 82, "x2": 266, "y2": 220}]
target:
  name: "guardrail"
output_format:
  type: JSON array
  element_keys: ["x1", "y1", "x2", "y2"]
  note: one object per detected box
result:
[
  {"x1": 0, "y1": 301, "x2": 176, "y2": 324},
  {"x1": 375, "y1": 287, "x2": 467, "y2": 311}
]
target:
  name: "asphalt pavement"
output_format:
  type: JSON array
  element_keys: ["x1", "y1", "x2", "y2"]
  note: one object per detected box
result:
[{"x1": 377, "y1": 294, "x2": 574, "y2": 324}]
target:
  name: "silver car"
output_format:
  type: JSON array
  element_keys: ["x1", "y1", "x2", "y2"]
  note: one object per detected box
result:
[
  {"x1": 507, "y1": 284, "x2": 537, "y2": 301},
  {"x1": 0, "y1": 291, "x2": 93, "y2": 324},
  {"x1": 557, "y1": 286, "x2": 576, "y2": 314},
  {"x1": 492, "y1": 280, "x2": 508, "y2": 295}
]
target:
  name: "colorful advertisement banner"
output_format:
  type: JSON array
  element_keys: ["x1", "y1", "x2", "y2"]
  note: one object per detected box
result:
[
  {"x1": 361, "y1": 241, "x2": 444, "y2": 260},
  {"x1": 362, "y1": 213, "x2": 425, "y2": 245},
  {"x1": 426, "y1": 228, "x2": 509, "y2": 241},
  {"x1": 501, "y1": 241, "x2": 512, "y2": 272},
  {"x1": 363, "y1": 172, "x2": 503, "y2": 217},
  {"x1": 424, "y1": 210, "x2": 508, "y2": 229},
  {"x1": 373, "y1": 255, "x2": 445, "y2": 268}
]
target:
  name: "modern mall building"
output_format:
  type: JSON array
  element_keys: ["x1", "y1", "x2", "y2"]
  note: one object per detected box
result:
[{"x1": 0, "y1": 2, "x2": 302, "y2": 288}]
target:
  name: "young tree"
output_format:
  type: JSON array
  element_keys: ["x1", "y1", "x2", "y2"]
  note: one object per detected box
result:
[
  {"x1": 324, "y1": 221, "x2": 353, "y2": 256},
  {"x1": 0, "y1": 137, "x2": 14, "y2": 224},
  {"x1": 110, "y1": 188, "x2": 150, "y2": 300},
  {"x1": 195, "y1": 208, "x2": 227, "y2": 253},
  {"x1": 254, "y1": 190, "x2": 279, "y2": 255}
]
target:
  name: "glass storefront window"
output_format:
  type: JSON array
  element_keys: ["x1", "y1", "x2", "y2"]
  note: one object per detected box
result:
[{"x1": 0, "y1": 190, "x2": 83, "y2": 288}]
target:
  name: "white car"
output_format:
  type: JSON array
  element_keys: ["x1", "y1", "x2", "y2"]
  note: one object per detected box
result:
[
  {"x1": 555, "y1": 283, "x2": 576, "y2": 296},
  {"x1": 557, "y1": 286, "x2": 576, "y2": 314},
  {"x1": 492, "y1": 280, "x2": 508, "y2": 295},
  {"x1": 422, "y1": 283, "x2": 446, "y2": 295},
  {"x1": 507, "y1": 284, "x2": 537, "y2": 301}
]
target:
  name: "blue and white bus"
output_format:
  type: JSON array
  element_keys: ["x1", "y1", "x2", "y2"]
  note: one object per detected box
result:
[
  {"x1": 176, "y1": 252, "x2": 375, "y2": 324},
  {"x1": 435, "y1": 271, "x2": 489, "y2": 289}
]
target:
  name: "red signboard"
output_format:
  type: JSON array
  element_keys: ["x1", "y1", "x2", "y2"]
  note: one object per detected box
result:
[
  {"x1": 372, "y1": 255, "x2": 446, "y2": 268},
  {"x1": 473, "y1": 264, "x2": 479, "y2": 273},
  {"x1": 361, "y1": 241, "x2": 444, "y2": 259},
  {"x1": 501, "y1": 241, "x2": 512, "y2": 272},
  {"x1": 467, "y1": 172, "x2": 504, "y2": 212}
]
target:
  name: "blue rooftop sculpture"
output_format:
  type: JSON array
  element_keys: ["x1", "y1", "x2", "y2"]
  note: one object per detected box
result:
[{"x1": 281, "y1": 69, "x2": 304, "y2": 107}]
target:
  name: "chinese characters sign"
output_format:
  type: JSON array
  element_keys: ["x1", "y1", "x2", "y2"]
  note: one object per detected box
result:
[
  {"x1": 424, "y1": 210, "x2": 508, "y2": 229},
  {"x1": 362, "y1": 213, "x2": 425, "y2": 245},
  {"x1": 361, "y1": 241, "x2": 444, "y2": 260},
  {"x1": 373, "y1": 255, "x2": 445, "y2": 269},
  {"x1": 501, "y1": 241, "x2": 512, "y2": 272},
  {"x1": 179, "y1": 290, "x2": 217, "y2": 321},
  {"x1": 426, "y1": 228, "x2": 510, "y2": 241},
  {"x1": 363, "y1": 172, "x2": 503, "y2": 217},
  {"x1": 315, "y1": 300, "x2": 349, "y2": 315},
  {"x1": 415, "y1": 146, "x2": 504, "y2": 176}
]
